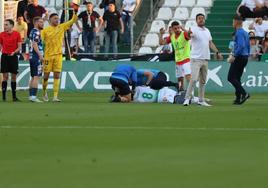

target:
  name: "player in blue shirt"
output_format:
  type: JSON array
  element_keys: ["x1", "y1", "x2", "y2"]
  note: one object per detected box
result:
[
  {"x1": 110, "y1": 64, "x2": 137, "y2": 102},
  {"x1": 228, "y1": 15, "x2": 250, "y2": 105},
  {"x1": 137, "y1": 69, "x2": 178, "y2": 90},
  {"x1": 28, "y1": 17, "x2": 44, "y2": 102}
]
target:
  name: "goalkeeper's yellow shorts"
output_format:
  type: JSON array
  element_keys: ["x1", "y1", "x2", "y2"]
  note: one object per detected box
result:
[{"x1": 44, "y1": 55, "x2": 63, "y2": 73}]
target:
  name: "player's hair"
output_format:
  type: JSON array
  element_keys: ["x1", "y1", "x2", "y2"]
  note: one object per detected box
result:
[
  {"x1": 248, "y1": 31, "x2": 255, "y2": 37},
  {"x1": 233, "y1": 15, "x2": 243, "y2": 21},
  {"x1": 5, "y1": 19, "x2": 15, "y2": 26},
  {"x1": 171, "y1": 21, "x2": 180, "y2": 27},
  {"x1": 49, "y1": 13, "x2": 58, "y2": 20},
  {"x1": 33, "y1": 16, "x2": 42, "y2": 24},
  {"x1": 249, "y1": 36, "x2": 256, "y2": 40},
  {"x1": 84, "y1": 1, "x2": 93, "y2": 5},
  {"x1": 196, "y1": 13, "x2": 205, "y2": 20},
  {"x1": 108, "y1": 1, "x2": 115, "y2": 5}
]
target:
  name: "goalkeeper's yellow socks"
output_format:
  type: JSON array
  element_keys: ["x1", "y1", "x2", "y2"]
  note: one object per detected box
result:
[
  {"x1": 42, "y1": 79, "x2": 48, "y2": 96},
  {"x1": 53, "y1": 79, "x2": 60, "y2": 98}
]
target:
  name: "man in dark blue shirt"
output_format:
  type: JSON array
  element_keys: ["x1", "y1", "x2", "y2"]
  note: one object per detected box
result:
[
  {"x1": 227, "y1": 15, "x2": 250, "y2": 105},
  {"x1": 110, "y1": 64, "x2": 137, "y2": 102},
  {"x1": 29, "y1": 17, "x2": 44, "y2": 103}
]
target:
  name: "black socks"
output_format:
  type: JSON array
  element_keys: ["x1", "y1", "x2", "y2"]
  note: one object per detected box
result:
[
  {"x1": 2, "y1": 81, "x2": 7, "y2": 101},
  {"x1": 2, "y1": 81, "x2": 18, "y2": 101}
]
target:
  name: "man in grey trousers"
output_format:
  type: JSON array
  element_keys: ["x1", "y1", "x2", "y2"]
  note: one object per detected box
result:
[{"x1": 183, "y1": 13, "x2": 223, "y2": 107}]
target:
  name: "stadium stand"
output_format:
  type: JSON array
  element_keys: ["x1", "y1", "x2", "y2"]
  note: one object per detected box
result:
[
  {"x1": 150, "y1": 20, "x2": 166, "y2": 33},
  {"x1": 6, "y1": 0, "x2": 257, "y2": 56},
  {"x1": 138, "y1": 0, "x2": 254, "y2": 55},
  {"x1": 156, "y1": 7, "x2": 173, "y2": 20},
  {"x1": 196, "y1": 0, "x2": 213, "y2": 7},
  {"x1": 180, "y1": 0, "x2": 196, "y2": 7},
  {"x1": 143, "y1": 33, "x2": 159, "y2": 47},
  {"x1": 139, "y1": 0, "x2": 212, "y2": 53},
  {"x1": 155, "y1": 46, "x2": 163, "y2": 53},
  {"x1": 138, "y1": 46, "x2": 153, "y2": 54},
  {"x1": 190, "y1": 7, "x2": 206, "y2": 19},
  {"x1": 174, "y1": 7, "x2": 189, "y2": 21},
  {"x1": 206, "y1": 0, "x2": 241, "y2": 53},
  {"x1": 163, "y1": 0, "x2": 180, "y2": 8},
  {"x1": 185, "y1": 20, "x2": 197, "y2": 30}
]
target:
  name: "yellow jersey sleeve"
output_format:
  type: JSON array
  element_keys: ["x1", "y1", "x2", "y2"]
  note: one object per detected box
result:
[
  {"x1": 41, "y1": 29, "x2": 45, "y2": 42},
  {"x1": 60, "y1": 14, "x2": 78, "y2": 31}
]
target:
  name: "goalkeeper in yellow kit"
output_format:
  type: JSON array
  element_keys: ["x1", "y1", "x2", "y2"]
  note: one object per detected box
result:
[{"x1": 41, "y1": 5, "x2": 79, "y2": 102}]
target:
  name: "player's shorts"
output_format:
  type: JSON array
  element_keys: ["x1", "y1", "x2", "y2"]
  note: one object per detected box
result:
[
  {"x1": 0, "y1": 54, "x2": 19, "y2": 74},
  {"x1": 175, "y1": 63, "x2": 191, "y2": 78},
  {"x1": 29, "y1": 58, "x2": 42, "y2": 77},
  {"x1": 43, "y1": 55, "x2": 63, "y2": 73},
  {"x1": 21, "y1": 42, "x2": 26, "y2": 53},
  {"x1": 109, "y1": 77, "x2": 131, "y2": 96},
  {"x1": 157, "y1": 87, "x2": 177, "y2": 103}
]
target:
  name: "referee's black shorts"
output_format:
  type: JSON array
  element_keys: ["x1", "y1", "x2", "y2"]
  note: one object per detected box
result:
[{"x1": 0, "y1": 54, "x2": 19, "y2": 74}]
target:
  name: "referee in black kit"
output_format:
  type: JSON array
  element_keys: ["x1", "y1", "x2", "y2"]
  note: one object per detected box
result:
[{"x1": 227, "y1": 15, "x2": 250, "y2": 105}]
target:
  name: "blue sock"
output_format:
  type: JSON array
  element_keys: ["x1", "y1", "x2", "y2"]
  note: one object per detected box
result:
[
  {"x1": 30, "y1": 88, "x2": 35, "y2": 96},
  {"x1": 32, "y1": 88, "x2": 38, "y2": 97}
]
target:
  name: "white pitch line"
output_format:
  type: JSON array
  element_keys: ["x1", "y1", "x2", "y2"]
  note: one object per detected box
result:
[{"x1": 1, "y1": 126, "x2": 268, "y2": 132}]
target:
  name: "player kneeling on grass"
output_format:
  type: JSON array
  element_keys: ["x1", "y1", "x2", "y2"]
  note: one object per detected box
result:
[
  {"x1": 110, "y1": 64, "x2": 137, "y2": 103},
  {"x1": 29, "y1": 17, "x2": 44, "y2": 103},
  {"x1": 137, "y1": 69, "x2": 178, "y2": 90}
]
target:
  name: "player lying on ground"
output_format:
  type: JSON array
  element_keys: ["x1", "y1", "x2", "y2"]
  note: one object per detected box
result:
[
  {"x1": 110, "y1": 64, "x2": 137, "y2": 103},
  {"x1": 136, "y1": 69, "x2": 179, "y2": 90},
  {"x1": 28, "y1": 17, "x2": 44, "y2": 103},
  {"x1": 133, "y1": 86, "x2": 201, "y2": 104}
]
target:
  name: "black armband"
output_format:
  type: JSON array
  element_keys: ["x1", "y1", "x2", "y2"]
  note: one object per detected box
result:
[{"x1": 131, "y1": 81, "x2": 136, "y2": 91}]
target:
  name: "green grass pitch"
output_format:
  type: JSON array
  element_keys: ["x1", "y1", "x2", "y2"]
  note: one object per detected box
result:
[{"x1": 0, "y1": 92, "x2": 268, "y2": 188}]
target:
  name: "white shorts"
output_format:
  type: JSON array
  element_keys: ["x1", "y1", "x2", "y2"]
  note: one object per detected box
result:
[
  {"x1": 157, "y1": 87, "x2": 177, "y2": 103},
  {"x1": 175, "y1": 63, "x2": 191, "y2": 78}
]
